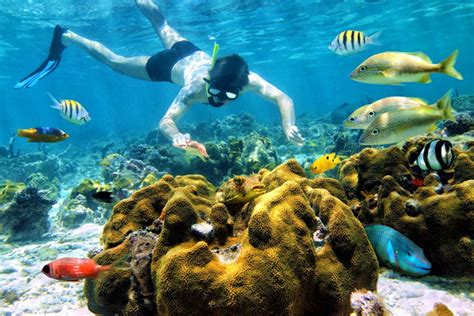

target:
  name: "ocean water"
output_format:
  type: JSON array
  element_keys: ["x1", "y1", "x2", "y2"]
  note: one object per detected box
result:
[
  {"x1": 1, "y1": 0, "x2": 473, "y2": 146},
  {"x1": 1, "y1": 1, "x2": 474, "y2": 314}
]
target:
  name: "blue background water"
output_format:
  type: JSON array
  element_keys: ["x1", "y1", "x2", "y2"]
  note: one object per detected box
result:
[{"x1": 0, "y1": 0, "x2": 473, "y2": 149}]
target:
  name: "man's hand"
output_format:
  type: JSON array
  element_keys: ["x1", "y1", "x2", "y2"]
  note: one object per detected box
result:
[
  {"x1": 284, "y1": 125, "x2": 305, "y2": 146},
  {"x1": 172, "y1": 133, "x2": 191, "y2": 148}
]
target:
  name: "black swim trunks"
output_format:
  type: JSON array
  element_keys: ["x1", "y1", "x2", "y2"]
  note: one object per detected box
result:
[{"x1": 146, "y1": 41, "x2": 201, "y2": 83}]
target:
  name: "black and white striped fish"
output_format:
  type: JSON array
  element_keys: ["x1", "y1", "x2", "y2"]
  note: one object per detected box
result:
[
  {"x1": 329, "y1": 30, "x2": 381, "y2": 55},
  {"x1": 415, "y1": 140, "x2": 456, "y2": 171},
  {"x1": 48, "y1": 93, "x2": 91, "y2": 125}
]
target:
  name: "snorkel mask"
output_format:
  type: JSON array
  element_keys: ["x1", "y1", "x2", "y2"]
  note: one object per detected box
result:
[{"x1": 204, "y1": 43, "x2": 239, "y2": 107}]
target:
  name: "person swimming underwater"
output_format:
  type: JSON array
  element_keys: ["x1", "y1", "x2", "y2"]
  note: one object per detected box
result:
[{"x1": 15, "y1": 0, "x2": 305, "y2": 151}]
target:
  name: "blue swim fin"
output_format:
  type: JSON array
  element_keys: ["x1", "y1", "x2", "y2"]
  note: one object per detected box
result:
[{"x1": 15, "y1": 25, "x2": 67, "y2": 89}]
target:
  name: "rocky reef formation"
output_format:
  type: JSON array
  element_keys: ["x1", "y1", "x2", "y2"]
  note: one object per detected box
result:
[
  {"x1": 84, "y1": 161, "x2": 378, "y2": 315},
  {"x1": 341, "y1": 137, "x2": 474, "y2": 277},
  {"x1": 0, "y1": 187, "x2": 54, "y2": 242}
]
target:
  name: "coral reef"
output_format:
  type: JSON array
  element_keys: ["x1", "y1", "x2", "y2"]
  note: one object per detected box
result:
[
  {"x1": 0, "y1": 187, "x2": 54, "y2": 242},
  {"x1": 84, "y1": 160, "x2": 378, "y2": 315},
  {"x1": 442, "y1": 112, "x2": 473, "y2": 136},
  {"x1": 350, "y1": 289, "x2": 387, "y2": 316},
  {"x1": 0, "y1": 180, "x2": 26, "y2": 205},
  {"x1": 340, "y1": 137, "x2": 474, "y2": 276}
]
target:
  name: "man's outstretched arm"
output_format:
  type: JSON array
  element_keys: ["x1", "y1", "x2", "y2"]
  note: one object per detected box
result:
[
  {"x1": 246, "y1": 72, "x2": 305, "y2": 146},
  {"x1": 159, "y1": 87, "x2": 194, "y2": 147}
]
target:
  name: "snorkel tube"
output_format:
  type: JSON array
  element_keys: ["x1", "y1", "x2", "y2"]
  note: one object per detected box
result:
[{"x1": 206, "y1": 42, "x2": 220, "y2": 99}]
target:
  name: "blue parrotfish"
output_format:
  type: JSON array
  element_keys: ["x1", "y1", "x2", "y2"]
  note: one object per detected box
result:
[{"x1": 365, "y1": 224, "x2": 431, "y2": 276}]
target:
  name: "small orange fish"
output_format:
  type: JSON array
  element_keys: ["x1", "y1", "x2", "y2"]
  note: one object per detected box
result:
[
  {"x1": 42, "y1": 258, "x2": 111, "y2": 281},
  {"x1": 17, "y1": 127, "x2": 69, "y2": 143},
  {"x1": 310, "y1": 153, "x2": 341, "y2": 175},
  {"x1": 184, "y1": 141, "x2": 209, "y2": 158}
]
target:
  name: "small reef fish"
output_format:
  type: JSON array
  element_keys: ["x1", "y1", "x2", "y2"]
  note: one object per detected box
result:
[
  {"x1": 183, "y1": 141, "x2": 209, "y2": 159},
  {"x1": 414, "y1": 140, "x2": 456, "y2": 171},
  {"x1": 92, "y1": 191, "x2": 114, "y2": 203},
  {"x1": 49, "y1": 93, "x2": 91, "y2": 125},
  {"x1": 350, "y1": 50, "x2": 463, "y2": 85},
  {"x1": 359, "y1": 92, "x2": 456, "y2": 146},
  {"x1": 310, "y1": 153, "x2": 341, "y2": 175},
  {"x1": 344, "y1": 96, "x2": 429, "y2": 129},
  {"x1": 365, "y1": 225, "x2": 431, "y2": 276},
  {"x1": 42, "y1": 257, "x2": 111, "y2": 281},
  {"x1": 329, "y1": 30, "x2": 381, "y2": 55},
  {"x1": 17, "y1": 127, "x2": 69, "y2": 143}
]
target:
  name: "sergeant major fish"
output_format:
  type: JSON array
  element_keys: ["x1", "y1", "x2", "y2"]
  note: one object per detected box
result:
[
  {"x1": 359, "y1": 91, "x2": 455, "y2": 145},
  {"x1": 49, "y1": 93, "x2": 91, "y2": 125},
  {"x1": 350, "y1": 50, "x2": 463, "y2": 85},
  {"x1": 329, "y1": 30, "x2": 381, "y2": 55},
  {"x1": 365, "y1": 225, "x2": 431, "y2": 276},
  {"x1": 17, "y1": 127, "x2": 69, "y2": 143}
]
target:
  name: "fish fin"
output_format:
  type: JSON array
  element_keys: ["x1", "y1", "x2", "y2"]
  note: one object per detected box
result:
[
  {"x1": 48, "y1": 92, "x2": 62, "y2": 109},
  {"x1": 408, "y1": 97, "x2": 428, "y2": 105},
  {"x1": 386, "y1": 240, "x2": 397, "y2": 265},
  {"x1": 406, "y1": 51, "x2": 432, "y2": 63},
  {"x1": 367, "y1": 30, "x2": 382, "y2": 46},
  {"x1": 17, "y1": 129, "x2": 25, "y2": 137},
  {"x1": 428, "y1": 124, "x2": 437, "y2": 132},
  {"x1": 418, "y1": 74, "x2": 432, "y2": 84},
  {"x1": 380, "y1": 70, "x2": 402, "y2": 83},
  {"x1": 435, "y1": 89, "x2": 457, "y2": 122},
  {"x1": 439, "y1": 49, "x2": 463, "y2": 80}
]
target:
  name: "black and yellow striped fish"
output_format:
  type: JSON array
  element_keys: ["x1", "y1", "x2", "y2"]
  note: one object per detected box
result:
[
  {"x1": 329, "y1": 30, "x2": 381, "y2": 55},
  {"x1": 48, "y1": 93, "x2": 91, "y2": 125}
]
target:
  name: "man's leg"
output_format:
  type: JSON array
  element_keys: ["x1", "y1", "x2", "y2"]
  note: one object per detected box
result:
[
  {"x1": 135, "y1": 0, "x2": 187, "y2": 49},
  {"x1": 62, "y1": 31, "x2": 151, "y2": 80}
]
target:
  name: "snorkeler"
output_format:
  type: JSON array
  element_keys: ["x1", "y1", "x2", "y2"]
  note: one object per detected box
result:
[{"x1": 15, "y1": 0, "x2": 305, "y2": 151}]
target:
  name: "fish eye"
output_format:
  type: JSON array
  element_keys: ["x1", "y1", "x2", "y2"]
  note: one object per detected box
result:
[
  {"x1": 359, "y1": 65, "x2": 367, "y2": 72},
  {"x1": 349, "y1": 117, "x2": 355, "y2": 122},
  {"x1": 371, "y1": 129, "x2": 379, "y2": 135},
  {"x1": 368, "y1": 111, "x2": 375, "y2": 117},
  {"x1": 42, "y1": 265, "x2": 50, "y2": 274},
  {"x1": 326, "y1": 156, "x2": 329, "y2": 160}
]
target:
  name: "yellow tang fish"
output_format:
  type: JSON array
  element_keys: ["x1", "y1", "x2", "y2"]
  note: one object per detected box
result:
[
  {"x1": 310, "y1": 153, "x2": 341, "y2": 175},
  {"x1": 359, "y1": 91, "x2": 456, "y2": 146},
  {"x1": 329, "y1": 30, "x2": 381, "y2": 55},
  {"x1": 48, "y1": 93, "x2": 91, "y2": 125},
  {"x1": 350, "y1": 50, "x2": 463, "y2": 85}
]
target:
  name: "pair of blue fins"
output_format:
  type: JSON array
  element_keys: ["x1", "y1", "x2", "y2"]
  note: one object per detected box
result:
[
  {"x1": 15, "y1": 25, "x2": 67, "y2": 89},
  {"x1": 365, "y1": 225, "x2": 432, "y2": 277}
]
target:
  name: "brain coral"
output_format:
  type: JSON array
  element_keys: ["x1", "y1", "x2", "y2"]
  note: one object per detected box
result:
[{"x1": 85, "y1": 160, "x2": 378, "y2": 315}]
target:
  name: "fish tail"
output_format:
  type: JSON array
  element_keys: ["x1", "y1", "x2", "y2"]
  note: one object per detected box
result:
[
  {"x1": 48, "y1": 92, "x2": 61, "y2": 109},
  {"x1": 438, "y1": 49, "x2": 463, "y2": 80},
  {"x1": 96, "y1": 264, "x2": 112, "y2": 273},
  {"x1": 17, "y1": 129, "x2": 27, "y2": 137},
  {"x1": 436, "y1": 90, "x2": 457, "y2": 123},
  {"x1": 367, "y1": 31, "x2": 382, "y2": 45}
]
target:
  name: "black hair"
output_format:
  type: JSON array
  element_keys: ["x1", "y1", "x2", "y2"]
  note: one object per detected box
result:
[{"x1": 209, "y1": 54, "x2": 249, "y2": 91}]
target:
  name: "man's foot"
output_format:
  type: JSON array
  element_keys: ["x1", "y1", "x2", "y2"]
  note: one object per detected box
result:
[
  {"x1": 135, "y1": 0, "x2": 164, "y2": 25},
  {"x1": 15, "y1": 25, "x2": 68, "y2": 89}
]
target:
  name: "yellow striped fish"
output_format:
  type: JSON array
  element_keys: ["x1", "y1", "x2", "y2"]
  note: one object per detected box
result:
[
  {"x1": 48, "y1": 93, "x2": 91, "y2": 125},
  {"x1": 329, "y1": 30, "x2": 381, "y2": 55}
]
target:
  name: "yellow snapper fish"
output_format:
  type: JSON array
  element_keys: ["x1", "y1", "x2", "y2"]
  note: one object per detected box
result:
[
  {"x1": 48, "y1": 93, "x2": 91, "y2": 125},
  {"x1": 310, "y1": 153, "x2": 341, "y2": 175},
  {"x1": 350, "y1": 49, "x2": 463, "y2": 85},
  {"x1": 343, "y1": 92, "x2": 453, "y2": 129},
  {"x1": 359, "y1": 91, "x2": 456, "y2": 145},
  {"x1": 329, "y1": 30, "x2": 382, "y2": 55}
]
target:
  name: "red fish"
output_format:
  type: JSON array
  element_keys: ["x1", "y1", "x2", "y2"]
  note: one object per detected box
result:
[
  {"x1": 42, "y1": 258, "x2": 111, "y2": 281},
  {"x1": 410, "y1": 178, "x2": 424, "y2": 188}
]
